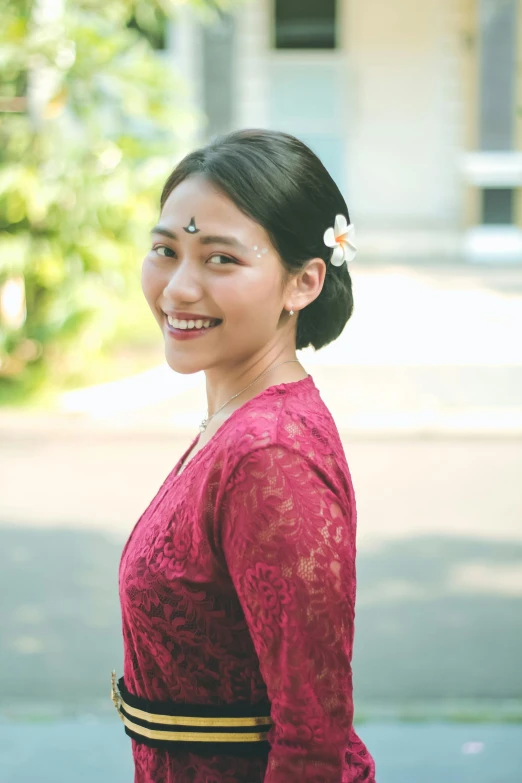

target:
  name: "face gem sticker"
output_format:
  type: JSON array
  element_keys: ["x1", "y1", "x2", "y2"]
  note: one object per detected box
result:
[{"x1": 183, "y1": 217, "x2": 200, "y2": 234}]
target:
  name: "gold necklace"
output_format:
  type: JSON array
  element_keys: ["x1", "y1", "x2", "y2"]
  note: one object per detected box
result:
[{"x1": 199, "y1": 359, "x2": 302, "y2": 433}]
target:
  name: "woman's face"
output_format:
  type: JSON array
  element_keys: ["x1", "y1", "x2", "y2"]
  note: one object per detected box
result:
[{"x1": 141, "y1": 174, "x2": 293, "y2": 375}]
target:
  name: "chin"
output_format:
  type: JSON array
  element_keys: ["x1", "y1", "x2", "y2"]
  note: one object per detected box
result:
[{"x1": 164, "y1": 352, "x2": 205, "y2": 376}]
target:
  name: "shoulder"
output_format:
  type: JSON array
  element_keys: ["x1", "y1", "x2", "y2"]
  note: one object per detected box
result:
[{"x1": 217, "y1": 376, "x2": 350, "y2": 495}]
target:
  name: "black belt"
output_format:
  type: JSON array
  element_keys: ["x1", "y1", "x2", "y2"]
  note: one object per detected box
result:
[{"x1": 111, "y1": 671, "x2": 273, "y2": 757}]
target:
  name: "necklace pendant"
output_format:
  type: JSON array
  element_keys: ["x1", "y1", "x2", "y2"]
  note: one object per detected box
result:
[{"x1": 199, "y1": 419, "x2": 208, "y2": 433}]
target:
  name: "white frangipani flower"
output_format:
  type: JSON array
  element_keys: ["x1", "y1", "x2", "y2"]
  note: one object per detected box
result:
[{"x1": 323, "y1": 214, "x2": 357, "y2": 267}]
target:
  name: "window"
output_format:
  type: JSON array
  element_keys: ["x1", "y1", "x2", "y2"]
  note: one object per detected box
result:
[
  {"x1": 274, "y1": 0, "x2": 336, "y2": 49},
  {"x1": 478, "y1": 0, "x2": 517, "y2": 150},
  {"x1": 481, "y1": 188, "x2": 514, "y2": 224},
  {"x1": 202, "y1": 15, "x2": 235, "y2": 137}
]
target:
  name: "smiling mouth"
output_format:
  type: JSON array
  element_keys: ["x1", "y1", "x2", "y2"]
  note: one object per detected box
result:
[{"x1": 164, "y1": 314, "x2": 222, "y2": 333}]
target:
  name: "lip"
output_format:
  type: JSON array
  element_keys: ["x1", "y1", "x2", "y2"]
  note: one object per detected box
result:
[{"x1": 164, "y1": 313, "x2": 221, "y2": 341}]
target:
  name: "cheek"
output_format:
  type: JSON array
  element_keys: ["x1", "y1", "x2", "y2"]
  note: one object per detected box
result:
[
  {"x1": 220, "y1": 269, "x2": 273, "y2": 308},
  {"x1": 141, "y1": 256, "x2": 160, "y2": 299}
]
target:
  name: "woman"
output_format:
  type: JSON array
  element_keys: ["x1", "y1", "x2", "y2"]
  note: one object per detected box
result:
[{"x1": 114, "y1": 129, "x2": 376, "y2": 783}]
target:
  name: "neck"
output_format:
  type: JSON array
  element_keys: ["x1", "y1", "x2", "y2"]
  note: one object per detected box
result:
[{"x1": 204, "y1": 356, "x2": 304, "y2": 419}]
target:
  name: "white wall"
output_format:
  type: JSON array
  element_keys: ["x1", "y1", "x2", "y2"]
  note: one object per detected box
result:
[
  {"x1": 234, "y1": 0, "x2": 270, "y2": 128},
  {"x1": 234, "y1": 0, "x2": 465, "y2": 244},
  {"x1": 345, "y1": 0, "x2": 464, "y2": 231}
]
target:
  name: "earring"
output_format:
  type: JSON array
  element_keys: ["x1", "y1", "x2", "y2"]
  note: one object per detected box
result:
[{"x1": 289, "y1": 309, "x2": 294, "y2": 316}]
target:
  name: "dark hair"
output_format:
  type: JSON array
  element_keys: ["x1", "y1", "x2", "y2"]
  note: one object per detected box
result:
[{"x1": 160, "y1": 129, "x2": 354, "y2": 351}]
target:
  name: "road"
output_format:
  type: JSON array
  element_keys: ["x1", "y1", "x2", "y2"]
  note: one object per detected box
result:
[{"x1": 0, "y1": 430, "x2": 521, "y2": 712}]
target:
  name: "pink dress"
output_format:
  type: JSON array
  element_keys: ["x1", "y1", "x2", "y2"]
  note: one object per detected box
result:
[{"x1": 118, "y1": 374, "x2": 376, "y2": 782}]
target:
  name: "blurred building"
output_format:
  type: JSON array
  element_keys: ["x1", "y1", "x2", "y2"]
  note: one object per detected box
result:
[{"x1": 167, "y1": 0, "x2": 522, "y2": 263}]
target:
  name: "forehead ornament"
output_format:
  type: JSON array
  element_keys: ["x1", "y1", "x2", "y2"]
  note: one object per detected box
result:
[{"x1": 183, "y1": 217, "x2": 200, "y2": 234}]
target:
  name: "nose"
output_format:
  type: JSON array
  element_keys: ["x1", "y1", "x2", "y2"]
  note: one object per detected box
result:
[{"x1": 162, "y1": 257, "x2": 202, "y2": 301}]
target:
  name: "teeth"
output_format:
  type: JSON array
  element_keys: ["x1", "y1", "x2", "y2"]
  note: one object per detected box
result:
[{"x1": 167, "y1": 316, "x2": 217, "y2": 330}]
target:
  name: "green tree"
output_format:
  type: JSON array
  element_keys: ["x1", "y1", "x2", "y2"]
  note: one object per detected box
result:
[{"x1": 0, "y1": 0, "x2": 233, "y2": 404}]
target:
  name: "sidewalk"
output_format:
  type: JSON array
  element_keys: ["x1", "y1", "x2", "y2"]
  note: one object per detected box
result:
[
  {"x1": 1, "y1": 258, "x2": 520, "y2": 437},
  {"x1": 1, "y1": 718, "x2": 521, "y2": 783}
]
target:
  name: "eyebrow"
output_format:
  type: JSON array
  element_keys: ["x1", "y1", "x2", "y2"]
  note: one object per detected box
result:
[{"x1": 150, "y1": 225, "x2": 250, "y2": 253}]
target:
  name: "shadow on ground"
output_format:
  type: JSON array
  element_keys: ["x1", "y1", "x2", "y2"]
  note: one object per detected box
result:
[{"x1": 1, "y1": 525, "x2": 521, "y2": 713}]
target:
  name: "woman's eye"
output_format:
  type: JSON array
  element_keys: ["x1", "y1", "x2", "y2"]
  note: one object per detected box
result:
[
  {"x1": 151, "y1": 247, "x2": 235, "y2": 264},
  {"x1": 208, "y1": 254, "x2": 236, "y2": 266},
  {"x1": 154, "y1": 245, "x2": 175, "y2": 257}
]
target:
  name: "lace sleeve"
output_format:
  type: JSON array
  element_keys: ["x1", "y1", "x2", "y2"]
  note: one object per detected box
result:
[{"x1": 221, "y1": 444, "x2": 375, "y2": 783}]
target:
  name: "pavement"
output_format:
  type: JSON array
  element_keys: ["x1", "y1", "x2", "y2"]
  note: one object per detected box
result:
[
  {"x1": 0, "y1": 259, "x2": 521, "y2": 781},
  {"x1": 1, "y1": 719, "x2": 521, "y2": 783},
  {"x1": 2, "y1": 257, "x2": 520, "y2": 436}
]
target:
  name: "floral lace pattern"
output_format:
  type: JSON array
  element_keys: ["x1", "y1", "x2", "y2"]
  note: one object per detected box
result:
[{"x1": 119, "y1": 375, "x2": 376, "y2": 782}]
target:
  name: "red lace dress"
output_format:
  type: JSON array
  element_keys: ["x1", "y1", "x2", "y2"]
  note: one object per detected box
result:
[{"x1": 118, "y1": 374, "x2": 376, "y2": 783}]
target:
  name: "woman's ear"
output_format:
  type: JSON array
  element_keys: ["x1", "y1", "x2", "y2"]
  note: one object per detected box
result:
[{"x1": 289, "y1": 258, "x2": 326, "y2": 311}]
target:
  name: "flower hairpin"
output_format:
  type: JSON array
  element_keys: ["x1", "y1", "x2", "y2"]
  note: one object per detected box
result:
[{"x1": 323, "y1": 214, "x2": 357, "y2": 267}]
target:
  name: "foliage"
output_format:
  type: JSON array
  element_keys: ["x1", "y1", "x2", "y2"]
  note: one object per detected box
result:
[{"x1": 0, "y1": 0, "x2": 233, "y2": 404}]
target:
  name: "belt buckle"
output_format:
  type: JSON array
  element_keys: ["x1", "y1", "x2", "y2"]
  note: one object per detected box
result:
[{"x1": 111, "y1": 670, "x2": 124, "y2": 722}]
